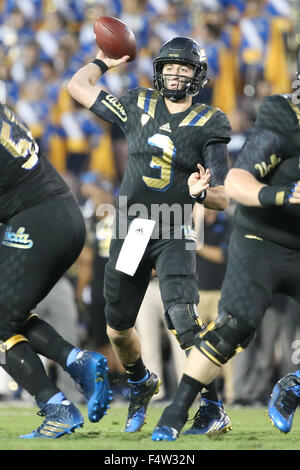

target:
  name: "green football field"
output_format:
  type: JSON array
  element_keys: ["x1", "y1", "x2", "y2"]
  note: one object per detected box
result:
[{"x1": 0, "y1": 403, "x2": 299, "y2": 454}]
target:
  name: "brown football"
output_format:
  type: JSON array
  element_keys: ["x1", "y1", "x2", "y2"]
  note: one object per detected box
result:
[{"x1": 94, "y1": 16, "x2": 137, "y2": 62}]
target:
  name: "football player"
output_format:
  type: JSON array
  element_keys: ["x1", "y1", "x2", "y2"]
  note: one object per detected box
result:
[
  {"x1": 151, "y1": 90, "x2": 300, "y2": 440},
  {"x1": 67, "y1": 36, "x2": 231, "y2": 433},
  {"x1": 0, "y1": 102, "x2": 112, "y2": 438}
]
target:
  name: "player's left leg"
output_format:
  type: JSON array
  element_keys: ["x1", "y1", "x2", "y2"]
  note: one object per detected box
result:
[
  {"x1": 152, "y1": 230, "x2": 275, "y2": 441},
  {"x1": 154, "y1": 238, "x2": 230, "y2": 437},
  {"x1": 152, "y1": 311, "x2": 256, "y2": 441}
]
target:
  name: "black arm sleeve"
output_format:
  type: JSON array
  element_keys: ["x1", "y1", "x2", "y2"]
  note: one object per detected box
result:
[{"x1": 203, "y1": 142, "x2": 230, "y2": 187}]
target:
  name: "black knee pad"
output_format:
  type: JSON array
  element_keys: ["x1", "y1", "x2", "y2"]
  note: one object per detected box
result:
[
  {"x1": 165, "y1": 303, "x2": 205, "y2": 350},
  {"x1": 194, "y1": 311, "x2": 255, "y2": 366}
]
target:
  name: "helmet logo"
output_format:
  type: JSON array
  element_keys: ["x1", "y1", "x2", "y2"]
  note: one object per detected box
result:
[{"x1": 200, "y1": 49, "x2": 207, "y2": 62}]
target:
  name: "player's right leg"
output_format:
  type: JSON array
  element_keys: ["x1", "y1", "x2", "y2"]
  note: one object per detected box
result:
[{"x1": 104, "y1": 242, "x2": 161, "y2": 432}]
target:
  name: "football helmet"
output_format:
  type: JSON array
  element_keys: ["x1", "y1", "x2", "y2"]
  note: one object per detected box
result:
[{"x1": 153, "y1": 37, "x2": 208, "y2": 101}]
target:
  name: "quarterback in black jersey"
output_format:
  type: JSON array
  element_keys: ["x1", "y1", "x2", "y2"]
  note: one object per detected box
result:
[
  {"x1": 68, "y1": 36, "x2": 231, "y2": 433},
  {"x1": 0, "y1": 103, "x2": 111, "y2": 438},
  {"x1": 151, "y1": 93, "x2": 300, "y2": 441}
]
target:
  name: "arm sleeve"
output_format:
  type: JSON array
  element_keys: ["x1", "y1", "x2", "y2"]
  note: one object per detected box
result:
[
  {"x1": 200, "y1": 111, "x2": 231, "y2": 187},
  {"x1": 203, "y1": 142, "x2": 230, "y2": 187},
  {"x1": 202, "y1": 111, "x2": 231, "y2": 150}
]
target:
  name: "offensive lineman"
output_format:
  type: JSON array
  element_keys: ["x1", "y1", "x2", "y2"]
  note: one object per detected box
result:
[
  {"x1": 0, "y1": 101, "x2": 112, "y2": 438},
  {"x1": 67, "y1": 37, "x2": 232, "y2": 433},
  {"x1": 152, "y1": 91, "x2": 300, "y2": 441}
]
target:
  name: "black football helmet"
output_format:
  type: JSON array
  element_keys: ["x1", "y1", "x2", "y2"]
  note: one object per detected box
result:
[{"x1": 153, "y1": 37, "x2": 208, "y2": 101}]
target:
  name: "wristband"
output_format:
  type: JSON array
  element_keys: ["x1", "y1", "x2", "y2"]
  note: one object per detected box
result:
[
  {"x1": 92, "y1": 59, "x2": 108, "y2": 74},
  {"x1": 190, "y1": 189, "x2": 207, "y2": 204},
  {"x1": 258, "y1": 184, "x2": 294, "y2": 207}
]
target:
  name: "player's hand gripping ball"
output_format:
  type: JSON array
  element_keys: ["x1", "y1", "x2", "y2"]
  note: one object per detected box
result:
[{"x1": 94, "y1": 16, "x2": 137, "y2": 62}]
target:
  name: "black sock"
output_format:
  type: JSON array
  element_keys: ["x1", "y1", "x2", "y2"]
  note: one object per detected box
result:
[
  {"x1": 157, "y1": 374, "x2": 204, "y2": 431},
  {"x1": 21, "y1": 316, "x2": 74, "y2": 370},
  {"x1": 122, "y1": 356, "x2": 148, "y2": 382},
  {"x1": 201, "y1": 380, "x2": 219, "y2": 403},
  {"x1": 185, "y1": 346, "x2": 219, "y2": 403},
  {"x1": 2, "y1": 341, "x2": 60, "y2": 406}
]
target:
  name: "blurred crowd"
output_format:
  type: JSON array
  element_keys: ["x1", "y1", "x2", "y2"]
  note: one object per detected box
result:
[
  {"x1": 0, "y1": 0, "x2": 297, "y2": 181},
  {"x1": 0, "y1": 0, "x2": 300, "y2": 406}
]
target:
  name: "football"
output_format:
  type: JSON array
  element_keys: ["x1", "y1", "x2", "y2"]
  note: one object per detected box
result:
[{"x1": 94, "y1": 16, "x2": 137, "y2": 62}]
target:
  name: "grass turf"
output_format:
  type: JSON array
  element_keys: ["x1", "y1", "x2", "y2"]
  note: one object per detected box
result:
[{"x1": 0, "y1": 403, "x2": 299, "y2": 452}]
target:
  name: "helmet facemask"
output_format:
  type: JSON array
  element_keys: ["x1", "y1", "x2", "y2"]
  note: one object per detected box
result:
[
  {"x1": 154, "y1": 60, "x2": 207, "y2": 101},
  {"x1": 153, "y1": 37, "x2": 208, "y2": 102}
]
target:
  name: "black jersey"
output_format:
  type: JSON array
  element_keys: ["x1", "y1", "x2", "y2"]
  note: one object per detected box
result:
[
  {"x1": 90, "y1": 87, "x2": 230, "y2": 225},
  {"x1": 233, "y1": 94, "x2": 300, "y2": 249},
  {"x1": 0, "y1": 103, "x2": 69, "y2": 222}
]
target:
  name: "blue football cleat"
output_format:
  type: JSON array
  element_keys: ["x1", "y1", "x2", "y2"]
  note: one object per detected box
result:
[
  {"x1": 269, "y1": 371, "x2": 300, "y2": 433},
  {"x1": 183, "y1": 398, "x2": 232, "y2": 435},
  {"x1": 152, "y1": 425, "x2": 178, "y2": 441},
  {"x1": 67, "y1": 351, "x2": 113, "y2": 422},
  {"x1": 20, "y1": 401, "x2": 84, "y2": 439},
  {"x1": 125, "y1": 371, "x2": 161, "y2": 432}
]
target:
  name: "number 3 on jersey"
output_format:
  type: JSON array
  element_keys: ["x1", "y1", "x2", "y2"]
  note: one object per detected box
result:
[{"x1": 143, "y1": 133, "x2": 176, "y2": 191}]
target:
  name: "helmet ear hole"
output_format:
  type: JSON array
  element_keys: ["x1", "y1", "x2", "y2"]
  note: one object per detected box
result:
[{"x1": 153, "y1": 37, "x2": 208, "y2": 101}]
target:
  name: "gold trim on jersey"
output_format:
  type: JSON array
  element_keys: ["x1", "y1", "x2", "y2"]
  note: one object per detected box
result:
[
  {"x1": 286, "y1": 98, "x2": 300, "y2": 127},
  {"x1": 137, "y1": 89, "x2": 160, "y2": 119},
  {"x1": 23, "y1": 312, "x2": 39, "y2": 326},
  {"x1": 101, "y1": 95, "x2": 127, "y2": 122},
  {"x1": 245, "y1": 234, "x2": 263, "y2": 241},
  {"x1": 0, "y1": 334, "x2": 28, "y2": 353},
  {"x1": 178, "y1": 104, "x2": 218, "y2": 127}
]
